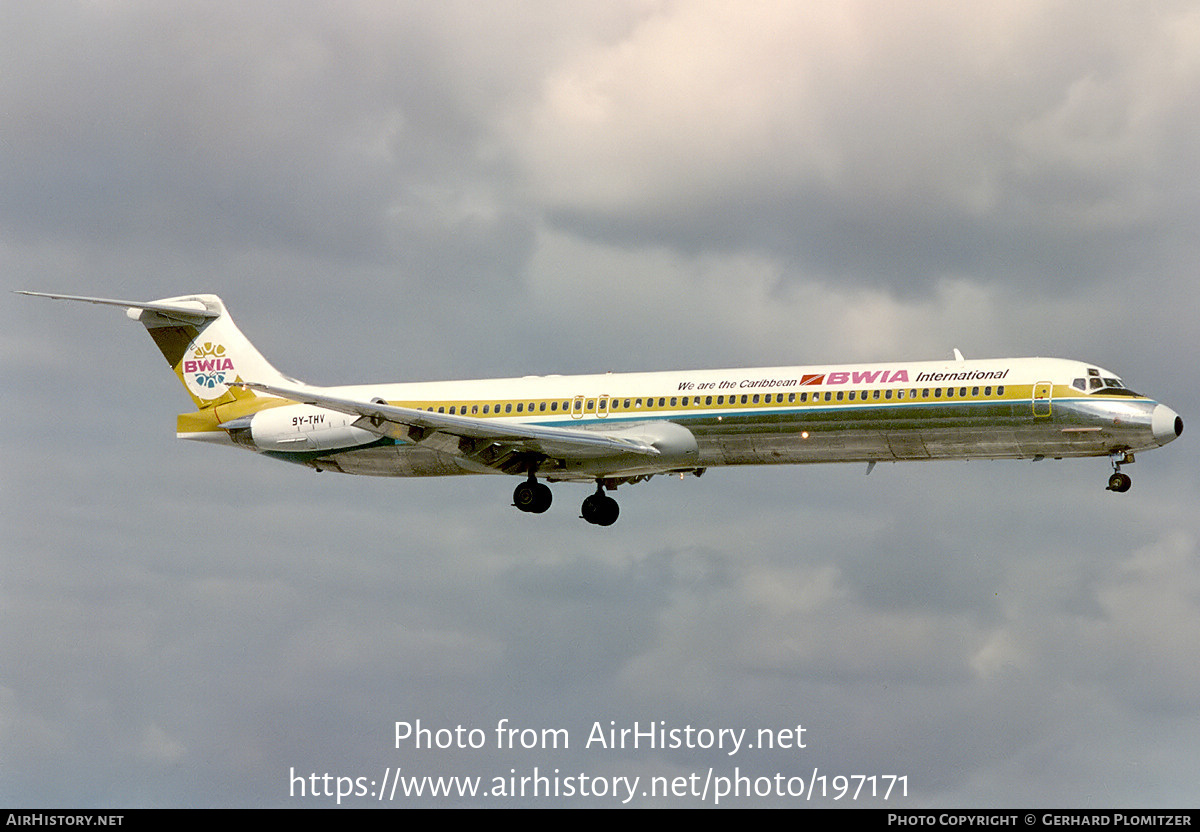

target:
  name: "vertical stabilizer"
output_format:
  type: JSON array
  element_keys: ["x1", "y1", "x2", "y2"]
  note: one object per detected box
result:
[{"x1": 133, "y1": 294, "x2": 290, "y2": 410}]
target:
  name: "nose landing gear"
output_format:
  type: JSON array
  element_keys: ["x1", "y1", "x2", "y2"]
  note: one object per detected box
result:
[{"x1": 1107, "y1": 452, "x2": 1133, "y2": 493}]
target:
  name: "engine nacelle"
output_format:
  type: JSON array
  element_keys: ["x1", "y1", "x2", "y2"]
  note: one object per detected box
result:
[{"x1": 239, "y1": 404, "x2": 379, "y2": 452}]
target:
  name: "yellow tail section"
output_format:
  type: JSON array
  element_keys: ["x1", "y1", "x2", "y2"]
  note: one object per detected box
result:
[
  {"x1": 20, "y1": 291, "x2": 297, "y2": 445},
  {"x1": 132, "y1": 294, "x2": 289, "y2": 411}
]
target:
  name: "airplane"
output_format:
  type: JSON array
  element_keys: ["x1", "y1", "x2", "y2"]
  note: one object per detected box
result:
[{"x1": 19, "y1": 291, "x2": 1183, "y2": 525}]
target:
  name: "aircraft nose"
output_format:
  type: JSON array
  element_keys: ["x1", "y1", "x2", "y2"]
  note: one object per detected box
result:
[{"x1": 1152, "y1": 404, "x2": 1183, "y2": 446}]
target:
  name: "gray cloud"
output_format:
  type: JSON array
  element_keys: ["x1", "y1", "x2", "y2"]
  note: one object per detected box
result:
[{"x1": 513, "y1": 2, "x2": 1200, "y2": 288}]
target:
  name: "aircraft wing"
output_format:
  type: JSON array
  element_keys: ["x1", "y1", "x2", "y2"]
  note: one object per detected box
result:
[{"x1": 234, "y1": 381, "x2": 662, "y2": 461}]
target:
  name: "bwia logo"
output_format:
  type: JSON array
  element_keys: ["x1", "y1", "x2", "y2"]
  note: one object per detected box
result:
[{"x1": 183, "y1": 341, "x2": 235, "y2": 398}]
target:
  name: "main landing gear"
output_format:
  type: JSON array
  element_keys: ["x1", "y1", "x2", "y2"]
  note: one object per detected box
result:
[
  {"x1": 1107, "y1": 452, "x2": 1133, "y2": 493},
  {"x1": 581, "y1": 483, "x2": 620, "y2": 527},
  {"x1": 512, "y1": 476, "x2": 620, "y2": 525},
  {"x1": 513, "y1": 473, "x2": 552, "y2": 514}
]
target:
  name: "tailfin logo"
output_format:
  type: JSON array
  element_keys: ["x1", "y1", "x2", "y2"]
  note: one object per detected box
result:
[{"x1": 183, "y1": 342, "x2": 235, "y2": 398}]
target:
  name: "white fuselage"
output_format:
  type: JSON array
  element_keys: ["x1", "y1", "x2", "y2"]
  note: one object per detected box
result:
[{"x1": 209, "y1": 356, "x2": 1182, "y2": 483}]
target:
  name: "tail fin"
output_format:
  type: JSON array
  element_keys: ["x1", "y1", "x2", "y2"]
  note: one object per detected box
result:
[
  {"x1": 17, "y1": 291, "x2": 290, "y2": 410},
  {"x1": 134, "y1": 293, "x2": 291, "y2": 409}
]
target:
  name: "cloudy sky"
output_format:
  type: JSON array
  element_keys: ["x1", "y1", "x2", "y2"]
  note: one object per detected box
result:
[{"x1": 3, "y1": 0, "x2": 1198, "y2": 807}]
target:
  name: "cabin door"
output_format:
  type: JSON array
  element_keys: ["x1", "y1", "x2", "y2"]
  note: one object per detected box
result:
[{"x1": 1032, "y1": 381, "x2": 1053, "y2": 417}]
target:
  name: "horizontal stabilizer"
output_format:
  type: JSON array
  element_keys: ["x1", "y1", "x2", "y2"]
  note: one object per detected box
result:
[{"x1": 15, "y1": 291, "x2": 218, "y2": 325}]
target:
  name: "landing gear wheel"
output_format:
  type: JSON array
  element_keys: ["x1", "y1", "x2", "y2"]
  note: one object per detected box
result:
[
  {"x1": 531, "y1": 483, "x2": 551, "y2": 512},
  {"x1": 1107, "y1": 452, "x2": 1133, "y2": 493},
  {"x1": 513, "y1": 481, "x2": 552, "y2": 513},
  {"x1": 581, "y1": 493, "x2": 619, "y2": 526}
]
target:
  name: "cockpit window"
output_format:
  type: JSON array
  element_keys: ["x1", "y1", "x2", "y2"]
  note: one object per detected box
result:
[
  {"x1": 1084, "y1": 375, "x2": 1141, "y2": 397},
  {"x1": 1072, "y1": 378, "x2": 1087, "y2": 391}
]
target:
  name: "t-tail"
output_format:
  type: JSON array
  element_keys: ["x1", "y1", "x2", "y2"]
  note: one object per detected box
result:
[{"x1": 16, "y1": 291, "x2": 291, "y2": 415}]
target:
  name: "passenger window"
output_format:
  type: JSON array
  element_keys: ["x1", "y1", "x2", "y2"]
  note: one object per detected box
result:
[
  {"x1": 516, "y1": 403, "x2": 523, "y2": 412},
  {"x1": 505, "y1": 403, "x2": 512, "y2": 413},
  {"x1": 483, "y1": 405, "x2": 490, "y2": 414}
]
